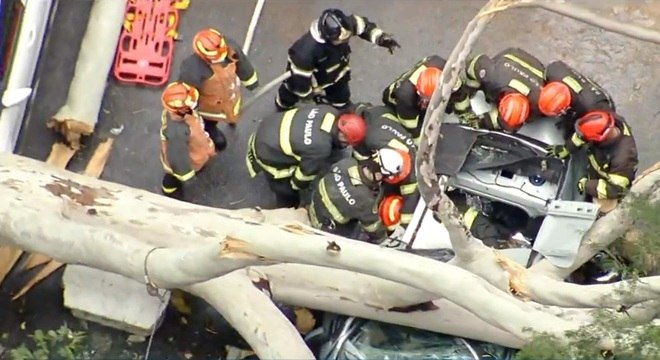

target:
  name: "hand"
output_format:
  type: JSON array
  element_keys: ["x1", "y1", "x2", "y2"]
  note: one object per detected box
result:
[
  {"x1": 546, "y1": 145, "x2": 570, "y2": 159},
  {"x1": 577, "y1": 177, "x2": 587, "y2": 194},
  {"x1": 376, "y1": 33, "x2": 400, "y2": 54}
]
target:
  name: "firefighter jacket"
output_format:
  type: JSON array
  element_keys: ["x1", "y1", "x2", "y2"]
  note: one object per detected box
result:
[
  {"x1": 544, "y1": 60, "x2": 615, "y2": 121},
  {"x1": 352, "y1": 105, "x2": 419, "y2": 226},
  {"x1": 465, "y1": 48, "x2": 545, "y2": 130},
  {"x1": 581, "y1": 117, "x2": 638, "y2": 200},
  {"x1": 246, "y1": 104, "x2": 345, "y2": 191},
  {"x1": 285, "y1": 14, "x2": 384, "y2": 99},
  {"x1": 382, "y1": 55, "x2": 472, "y2": 143},
  {"x1": 308, "y1": 157, "x2": 386, "y2": 240},
  {"x1": 179, "y1": 37, "x2": 258, "y2": 122},
  {"x1": 160, "y1": 110, "x2": 216, "y2": 182}
]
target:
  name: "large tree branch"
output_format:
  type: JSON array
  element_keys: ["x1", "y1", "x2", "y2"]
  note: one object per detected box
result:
[{"x1": 186, "y1": 272, "x2": 314, "y2": 359}]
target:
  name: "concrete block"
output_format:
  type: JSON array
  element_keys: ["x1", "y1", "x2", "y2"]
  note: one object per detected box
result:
[{"x1": 62, "y1": 265, "x2": 170, "y2": 336}]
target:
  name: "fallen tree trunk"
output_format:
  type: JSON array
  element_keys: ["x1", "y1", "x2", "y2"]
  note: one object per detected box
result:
[{"x1": 46, "y1": 0, "x2": 127, "y2": 148}]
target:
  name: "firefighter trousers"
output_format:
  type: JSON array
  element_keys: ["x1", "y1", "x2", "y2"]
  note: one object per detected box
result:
[
  {"x1": 264, "y1": 174, "x2": 301, "y2": 208},
  {"x1": 276, "y1": 73, "x2": 352, "y2": 111},
  {"x1": 203, "y1": 119, "x2": 227, "y2": 151}
]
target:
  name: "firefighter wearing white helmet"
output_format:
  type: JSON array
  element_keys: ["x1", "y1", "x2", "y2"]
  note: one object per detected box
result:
[{"x1": 306, "y1": 148, "x2": 408, "y2": 242}]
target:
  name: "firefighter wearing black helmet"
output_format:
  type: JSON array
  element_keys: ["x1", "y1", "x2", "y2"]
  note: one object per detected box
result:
[{"x1": 275, "y1": 8, "x2": 400, "y2": 112}]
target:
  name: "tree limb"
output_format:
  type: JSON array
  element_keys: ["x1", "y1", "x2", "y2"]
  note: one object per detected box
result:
[{"x1": 186, "y1": 271, "x2": 314, "y2": 359}]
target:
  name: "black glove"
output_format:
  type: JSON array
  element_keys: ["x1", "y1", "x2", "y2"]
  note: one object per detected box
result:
[
  {"x1": 545, "y1": 145, "x2": 570, "y2": 159},
  {"x1": 376, "y1": 33, "x2": 400, "y2": 54}
]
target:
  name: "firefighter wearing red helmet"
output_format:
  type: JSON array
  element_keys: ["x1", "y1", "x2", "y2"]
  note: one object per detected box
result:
[
  {"x1": 179, "y1": 28, "x2": 259, "y2": 147},
  {"x1": 539, "y1": 60, "x2": 615, "y2": 120},
  {"x1": 350, "y1": 104, "x2": 419, "y2": 227},
  {"x1": 567, "y1": 111, "x2": 638, "y2": 206},
  {"x1": 159, "y1": 82, "x2": 217, "y2": 200},
  {"x1": 463, "y1": 48, "x2": 546, "y2": 132},
  {"x1": 307, "y1": 149, "x2": 408, "y2": 242},
  {"x1": 382, "y1": 55, "x2": 473, "y2": 144},
  {"x1": 246, "y1": 104, "x2": 367, "y2": 208}
]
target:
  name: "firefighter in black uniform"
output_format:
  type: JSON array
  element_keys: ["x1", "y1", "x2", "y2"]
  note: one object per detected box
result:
[
  {"x1": 307, "y1": 148, "x2": 408, "y2": 242},
  {"x1": 246, "y1": 104, "x2": 368, "y2": 208},
  {"x1": 351, "y1": 104, "x2": 418, "y2": 227},
  {"x1": 567, "y1": 111, "x2": 637, "y2": 205},
  {"x1": 179, "y1": 28, "x2": 259, "y2": 148},
  {"x1": 275, "y1": 8, "x2": 400, "y2": 112},
  {"x1": 463, "y1": 200, "x2": 530, "y2": 249},
  {"x1": 382, "y1": 55, "x2": 473, "y2": 144},
  {"x1": 159, "y1": 82, "x2": 217, "y2": 200},
  {"x1": 463, "y1": 47, "x2": 546, "y2": 132}
]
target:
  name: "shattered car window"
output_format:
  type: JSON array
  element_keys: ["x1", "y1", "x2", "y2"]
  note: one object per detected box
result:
[{"x1": 338, "y1": 320, "x2": 509, "y2": 360}]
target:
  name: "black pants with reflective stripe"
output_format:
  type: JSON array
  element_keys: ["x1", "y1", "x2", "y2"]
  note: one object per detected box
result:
[
  {"x1": 276, "y1": 73, "x2": 351, "y2": 111},
  {"x1": 162, "y1": 173, "x2": 182, "y2": 195},
  {"x1": 264, "y1": 174, "x2": 301, "y2": 208}
]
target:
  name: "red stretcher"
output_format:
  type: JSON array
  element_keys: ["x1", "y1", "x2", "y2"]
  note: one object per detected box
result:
[{"x1": 113, "y1": 0, "x2": 187, "y2": 86}]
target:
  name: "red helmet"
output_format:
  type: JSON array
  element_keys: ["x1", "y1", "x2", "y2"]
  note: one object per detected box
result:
[
  {"x1": 498, "y1": 92, "x2": 530, "y2": 131},
  {"x1": 539, "y1": 81, "x2": 572, "y2": 116},
  {"x1": 376, "y1": 148, "x2": 412, "y2": 184},
  {"x1": 379, "y1": 194, "x2": 404, "y2": 229},
  {"x1": 416, "y1": 67, "x2": 443, "y2": 98},
  {"x1": 193, "y1": 28, "x2": 228, "y2": 63},
  {"x1": 575, "y1": 111, "x2": 615, "y2": 143},
  {"x1": 162, "y1": 82, "x2": 199, "y2": 113},
  {"x1": 337, "y1": 113, "x2": 367, "y2": 146}
]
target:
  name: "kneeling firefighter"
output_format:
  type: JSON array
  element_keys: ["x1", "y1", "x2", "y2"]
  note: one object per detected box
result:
[
  {"x1": 160, "y1": 82, "x2": 217, "y2": 200},
  {"x1": 307, "y1": 148, "x2": 408, "y2": 243}
]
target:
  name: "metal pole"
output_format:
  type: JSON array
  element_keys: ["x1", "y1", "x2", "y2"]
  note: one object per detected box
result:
[{"x1": 239, "y1": 71, "x2": 291, "y2": 114}]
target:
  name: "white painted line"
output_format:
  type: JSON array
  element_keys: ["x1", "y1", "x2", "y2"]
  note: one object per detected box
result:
[{"x1": 242, "y1": 0, "x2": 265, "y2": 55}]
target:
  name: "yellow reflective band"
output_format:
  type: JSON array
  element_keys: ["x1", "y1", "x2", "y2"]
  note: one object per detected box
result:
[
  {"x1": 233, "y1": 96, "x2": 241, "y2": 116},
  {"x1": 347, "y1": 166, "x2": 362, "y2": 185},
  {"x1": 245, "y1": 155, "x2": 257, "y2": 177},
  {"x1": 452, "y1": 77, "x2": 464, "y2": 91},
  {"x1": 319, "y1": 179, "x2": 348, "y2": 223},
  {"x1": 385, "y1": 83, "x2": 397, "y2": 104},
  {"x1": 508, "y1": 79, "x2": 530, "y2": 96},
  {"x1": 363, "y1": 220, "x2": 381, "y2": 233},
  {"x1": 413, "y1": 136, "x2": 421, "y2": 146},
  {"x1": 398, "y1": 116, "x2": 418, "y2": 129},
  {"x1": 387, "y1": 139, "x2": 409, "y2": 152},
  {"x1": 587, "y1": 155, "x2": 630, "y2": 188},
  {"x1": 463, "y1": 207, "x2": 480, "y2": 229},
  {"x1": 162, "y1": 185, "x2": 178, "y2": 194},
  {"x1": 503, "y1": 54, "x2": 544, "y2": 78},
  {"x1": 465, "y1": 78, "x2": 481, "y2": 88},
  {"x1": 291, "y1": 180, "x2": 301, "y2": 191},
  {"x1": 400, "y1": 213, "x2": 413, "y2": 224},
  {"x1": 280, "y1": 110, "x2": 301, "y2": 161},
  {"x1": 320, "y1": 113, "x2": 336, "y2": 133},
  {"x1": 288, "y1": 57, "x2": 314, "y2": 77},
  {"x1": 596, "y1": 179, "x2": 609, "y2": 199},
  {"x1": 400, "y1": 183, "x2": 417, "y2": 196},
  {"x1": 174, "y1": 170, "x2": 195, "y2": 182},
  {"x1": 487, "y1": 108, "x2": 499, "y2": 128},
  {"x1": 453, "y1": 96, "x2": 471, "y2": 111},
  {"x1": 562, "y1": 76, "x2": 583, "y2": 93},
  {"x1": 622, "y1": 123, "x2": 631, "y2": 136},
  {"x1": 407, "y1": 65, "x2": 429, "y2": 85},
  {"x1": 382, "y1": 113, "x2": 399, "y2": 122},
  {"x1": 467, "y1": 55, "x2": 482, "y2": 80},
  {"x1": 197, "y1": 110, "x2": 227, "y2": 119},
  {"x1": 294, "y1": 167, "x2": 316, "y2": 182},
  {"x1": 308, "y1": 200, "x2": 322, "y2": 228},
  {"x1": 353, "y1": 151, "x2": 369, "y2": 160},
  {"x1": 160, "y1": 111, "x2": 169, "y2": 141},
  {"x1": 369, "y1": 28, "x2": 384, "y2": 43},
  {"x1": 242, "y1": 72, "x2": 258, "y2": 87},
  {"x1": 570, "y1": 133, "x2": 586, "y2": 147},
  {"x1": 326, "y1": 63, "x2": 341, "y2": 73}
]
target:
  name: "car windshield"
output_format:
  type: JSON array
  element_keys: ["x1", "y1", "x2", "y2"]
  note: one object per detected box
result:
[
  {"x1": 341, "y1": 321, "x2": 509, "y2": 360},
  {"x1": 464, "y1": 133, "x2": 541, "y2": 171}
]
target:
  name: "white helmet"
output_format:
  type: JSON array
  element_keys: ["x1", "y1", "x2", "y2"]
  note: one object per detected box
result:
[{"x1": 376, "y1": 148, "x2": 404, "y2": 176}]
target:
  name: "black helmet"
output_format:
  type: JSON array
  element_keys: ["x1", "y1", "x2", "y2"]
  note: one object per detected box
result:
[{"x1": 318, "y1": 9, "x2": 346, "y2": 41}]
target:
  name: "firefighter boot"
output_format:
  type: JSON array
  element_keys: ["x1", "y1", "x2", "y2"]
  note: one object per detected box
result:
[{"x1": 204, "y1": 120, "x2": 227, "y2": 151}]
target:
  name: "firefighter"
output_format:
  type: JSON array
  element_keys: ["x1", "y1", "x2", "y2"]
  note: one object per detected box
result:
[
  {"x1": 462, "y1": 200, "x2": 530, "y2": 249},
  {"x1": 351, "y1": 104, "x2": 418, "y2": 227},
  {"x1": 379, "y1": 194, "x2": 404, "y2": 234},
  {"x1": 307, "y1": 148, "x2": 409, "y2": 242},
  {"x1": 159, "y1": 82, "x2": 217, "y2": 200},
  {"x1": 463, "y1": 47, "x2": 546, "y2": 132},
  {"x1": 538, "y1": 60, "x2": 616, "y2": 123},
  {"x1": 569, "y1": 111, "x2": 638, "y2": 208},
  {"x1": 179, "y1": 28, "x2": 259, "y2": 148},
  {"x1": 275, "y1": 8, "x2": 400, "y2": 112},
  {"x1": 246, "y1": 104, "x2": 367, "y2": 208},
  {"x1": 382, "y1": 55, "x2": 473, "y2": 143}
]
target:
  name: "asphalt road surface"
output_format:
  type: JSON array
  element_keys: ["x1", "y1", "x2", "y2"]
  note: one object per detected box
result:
[{"x1": 2, "y1": 0, "x2": 659, "y2": 359}]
